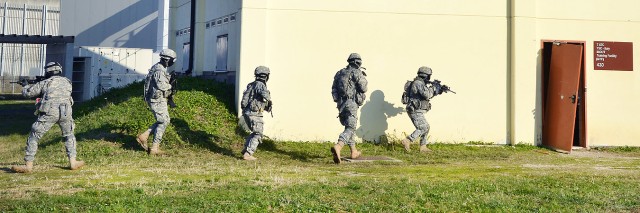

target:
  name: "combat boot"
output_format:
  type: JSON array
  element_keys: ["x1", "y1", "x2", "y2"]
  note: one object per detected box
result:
[
  {"x1": 11, "y1": 161, "x2": 33, "y2": 173},
  {"x1": 401, "y1": 138, "x2": 412, "y2": 152},
  {"x1": 243, "y1": 152, "x2": 257, "y2": 160},
  {"x1": 136, "y1": 130, "x2": 151, "y2": 150},
  {"x1": 69, "y1": 157, "x2": 85, "y2": 170},
  {"x1": 349, "y1": 145, "x2": 361, "y2": 159},
  {"x1": 331, "y1": 141, "x2": 345, "y2": 164},
  {"x1": 420, "y1": 145, "x2": 432, "y2": 152},
  {"x1": 148, "y1": 143, "x2": 165, "y2": 155}
]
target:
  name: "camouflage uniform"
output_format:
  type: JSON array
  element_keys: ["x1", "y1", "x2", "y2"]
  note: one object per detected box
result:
[
  {"x1": 241, "y1": 80, "x2": 271, "y2": 155},
  {"x1": 331, "y1": 66, "x2": 368, "y2": 146},
  {"x1": 406, "y1": 77, "x2": 437, "y2": 145},
  {"x1": 144, "y1": 62, "x2": 172, "y2": 145},
  {"x1": 21, "y1": 76, "x2": 77, "y2": 162}
]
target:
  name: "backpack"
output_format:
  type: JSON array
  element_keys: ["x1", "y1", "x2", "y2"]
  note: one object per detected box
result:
[
  {"x1": 335, "y1": 69, "x2": 355, "y2": 99},
  {"x1": 241, "y1": 82, "x2": 255, "y2": 110},
  {"x1": 335, "y1": 68, "x2": 366, "y2": 106},
  {"x1": 401, "y1": 80, "x2": 413, "y2": 104}
]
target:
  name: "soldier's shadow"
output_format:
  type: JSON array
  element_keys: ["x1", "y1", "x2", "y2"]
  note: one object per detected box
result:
[
  {"x1": 39, "y1": 123, "x2": 140, "y2": 151},
  {"x1": 356, "y1": 90, "x2": 404, "y2": 143},
  {"x1": 171, "y1": 118, "x2": 237, "y2": 158},
  {"x1": 259, "y1": 139, "x2": 325, "y2": 162}
]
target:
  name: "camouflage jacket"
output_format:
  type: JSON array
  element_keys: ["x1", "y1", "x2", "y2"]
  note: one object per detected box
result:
[
  {"x1": 22, "y1": 76, "x2": 73, "y2": 114},
  {"x1": 407, "y1": 77, "x2": 436, "y2": 112},
  {"x1": 241, "y1": 80, "x2": 271, "y2": 115},
  {"x1": 144, "y1": 62, "x2": 172, "y2": 103}
]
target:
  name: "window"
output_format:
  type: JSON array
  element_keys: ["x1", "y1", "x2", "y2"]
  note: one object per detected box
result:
[
  {"x1": 182, "y1": 42, "x2": 190, "y2": 72},
  {"x1": 216, "y1": 35, "x2": 228, "y2": 71}
]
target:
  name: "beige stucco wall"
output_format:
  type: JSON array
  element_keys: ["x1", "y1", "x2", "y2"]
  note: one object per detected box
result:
[
  {"x1": 201, "y1": 0, "x2": 640, "y2": 146},
  {"x1": 511, "y1": 0, "x2": 640, "y2": 146},
  {"x1": 238, "y1": 0, "x2": 509, "y2": 143}
]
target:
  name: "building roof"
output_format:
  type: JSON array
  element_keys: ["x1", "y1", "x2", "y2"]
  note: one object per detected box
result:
[{"x1": 0, "y1": 34, "x2": 74, "y2": 44}]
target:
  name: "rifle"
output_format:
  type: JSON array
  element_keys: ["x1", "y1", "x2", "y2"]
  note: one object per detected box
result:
[
  {"x1": 167, "y1": 71, "x2": 178, "y2": 108},
  {"x1": 10, "y1": 76, "x2": 47, "y2": 87},
  {"x1": 430, "y1": 79, "x2": 456, "y2": 94},
  {"x1": 265, "y1": 100, "x2": 274, "y2": 117}
]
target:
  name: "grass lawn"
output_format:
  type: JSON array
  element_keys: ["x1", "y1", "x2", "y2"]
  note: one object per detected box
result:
[{"x1": 1, "y1": 78, "x2": 639, "y2": 212}]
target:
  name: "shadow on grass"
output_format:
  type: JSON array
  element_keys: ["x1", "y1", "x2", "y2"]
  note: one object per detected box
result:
[
  {"x1": 0, "y1": 102, "x2": 36, "y2": 136},
  {"x1": 172, "y1": 118, "x2": 237, "y2": 158},
  {"x1": 259, "y1": 139, "x2": 326, "y2": 162},
  {"x1": 0, "y1": 167, "x2": 14, "y2": 174},
  {"x1": 38, "y1": 124, "x2": 142, "y2": 151}
]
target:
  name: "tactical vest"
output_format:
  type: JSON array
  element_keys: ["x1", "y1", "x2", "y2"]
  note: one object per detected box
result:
[
  {"x1": 39, "y1": 76, "x2": 73, "y2": 114},
  {"x1": 241, "y1": 81, "x2": 267, "y2": 112}
]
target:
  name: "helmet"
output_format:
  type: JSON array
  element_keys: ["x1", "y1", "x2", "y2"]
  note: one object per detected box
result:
[
  {"x1": 159, "y1": 49, "x2": 177, "y2": 60},
  {"x1": 417, "y1": 66, "x2": 432, "y2": 75},
  {"x1": 254, "y1": 66, "x2": 270, "y2": 76},
  {"x1": 347, "y1": 53, "x2": 361, "y2": 61},
  {"x1": 44, "y1": 62, "x2": 62, "y2": 74}
]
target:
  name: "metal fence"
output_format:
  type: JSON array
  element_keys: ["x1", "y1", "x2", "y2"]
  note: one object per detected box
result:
[{"x1": 0, "y1": 3, "x2": 59, "y2": 94}]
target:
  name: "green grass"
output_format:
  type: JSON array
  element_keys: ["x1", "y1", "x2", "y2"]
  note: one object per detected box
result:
[{"x1": 1, "y1": 77, "x2": 639, "y2": 212}]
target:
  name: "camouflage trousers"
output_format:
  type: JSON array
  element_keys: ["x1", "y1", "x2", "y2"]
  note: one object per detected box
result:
[
  {"x1": 24, "y1": 103, "x2": 76, "y2": 162},
  {"x1": 147, "y1": 101, "x2": 170, "y2": 144},
  {"x1": 407, "y1": 110, "x2": 430, "y2": 145},
  {"x1": 337, "y1": 100, "x2": 359, "y2": 146},
  {"x1": 242, "y1": 113, "x2": 263, "y2": 155}
]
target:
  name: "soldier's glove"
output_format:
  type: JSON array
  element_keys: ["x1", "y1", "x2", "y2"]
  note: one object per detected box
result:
[
  {"x1": 442, "y1": 85, "x2": 450, "y2": 94},
  {"x1": 20, "y1": 79, "x2": 29, "y2": 87},
  {"x1": 265, "y1": 100, "x2": 273, "y2": 112}
]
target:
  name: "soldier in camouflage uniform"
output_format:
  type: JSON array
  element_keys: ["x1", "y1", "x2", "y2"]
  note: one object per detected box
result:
[
  {"x1": 401, "y1": 66, "x2": 445, "y2": 152},
  {"x1": 137, "y1": 49, "x2": 177, "y2": 155},
  {"x1": 330, "y1": 53, "x2": 368, "y2": 164},
  {"x1": 11, "y1": 62, "x2": 85, "y2": 173},
  {"x1": 240, "y1": 66, "x2": 272, "y2": 160}
]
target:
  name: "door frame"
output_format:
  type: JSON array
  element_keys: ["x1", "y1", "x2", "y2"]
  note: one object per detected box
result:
[{"x1": 540, "y1": 40, "x2": 588, "y2": 151}]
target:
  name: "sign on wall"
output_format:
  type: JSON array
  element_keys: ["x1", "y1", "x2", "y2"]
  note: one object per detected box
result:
[{"x1": 594, "y1": 41, "x2": 633, "y2": 71}]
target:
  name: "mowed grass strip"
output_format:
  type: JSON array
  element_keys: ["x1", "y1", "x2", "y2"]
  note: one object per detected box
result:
[{"x1": 1, "y1": 78, "x2": 639, "y2": 212}]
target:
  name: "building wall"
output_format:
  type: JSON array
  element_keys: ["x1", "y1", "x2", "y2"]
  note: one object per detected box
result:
[
  {"x1": 511, "y1": 0, "x2": 640, "y2": 146},
  {"x1": 168, "y1": 0, "x2": 639, "y2": 146},
  {"x1": 60, "y1": 0, "x2": 165, "y2": 50},
  {"x1": 169, "y1": 0, "x2": 191, "y2": 73},
  {"x1": 238, "y1": 0, "x2": 509, "y2": 143}
]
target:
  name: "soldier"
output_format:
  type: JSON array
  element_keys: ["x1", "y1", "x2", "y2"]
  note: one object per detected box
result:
[
  {"x1": 401, "y1": 66, "x2": 447, "y2": 152},
  {"x1": 330, "y1": 53, "x2": 368, "y2": 164},
  {"x1": 11, "y1": 62, "x2": 84, "y2": 173},
  {"x1": 240, "y1": 66, "x2": 272, "y2": 160},
  {"x1": 137, "y1": 49, "x2": 177, "y2": 155}
]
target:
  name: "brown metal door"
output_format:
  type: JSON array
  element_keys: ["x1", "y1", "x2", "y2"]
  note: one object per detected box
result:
[{"x1": 543, "y1": 43, "x2": 583, "y2": 152}]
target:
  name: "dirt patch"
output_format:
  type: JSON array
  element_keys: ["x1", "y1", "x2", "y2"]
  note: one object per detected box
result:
[{"x1": 566, "y1": 150, "x2": 640, "y2": 160}]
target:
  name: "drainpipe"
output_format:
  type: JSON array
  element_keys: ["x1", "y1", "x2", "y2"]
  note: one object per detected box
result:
[
  {"x1": 187, "y1": 0, "x2": 196, "y2": 76},
  {"x1": 506, "y1": 0, "x2": 516, "y2": 145}
]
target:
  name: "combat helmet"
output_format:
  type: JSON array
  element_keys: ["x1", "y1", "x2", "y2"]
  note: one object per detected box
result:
[
  {"x1": 159, "y1": 49, "x2": 177, "y2": 60},
  {"x1": 44, "y1": 62, "x2": 62, "y2": 74},
  {"x1": 347, "y1": 53, "x2": 361, "y2": 62},
  {"x1": 417, "y1": 66, "x2": 432, "y2": 75},
  {"x1": 254, "y1": 66, "x2": 270, "y2": 76}
]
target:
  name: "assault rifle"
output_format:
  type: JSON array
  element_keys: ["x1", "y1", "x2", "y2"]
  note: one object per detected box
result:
[
  {"x1": 10, "y1": 76, "x2": 47, "y2": 87},
  {"x1": 167, "y1": 71, "x2": 178, "y2": 108},
  {"x1": 429, "y1": 79, "x2": 456, "y2": 94}
]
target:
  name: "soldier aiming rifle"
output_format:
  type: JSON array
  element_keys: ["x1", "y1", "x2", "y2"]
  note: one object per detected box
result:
[{"x1": 400, "y1": 66, "x2": 455, "y2": 152}]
